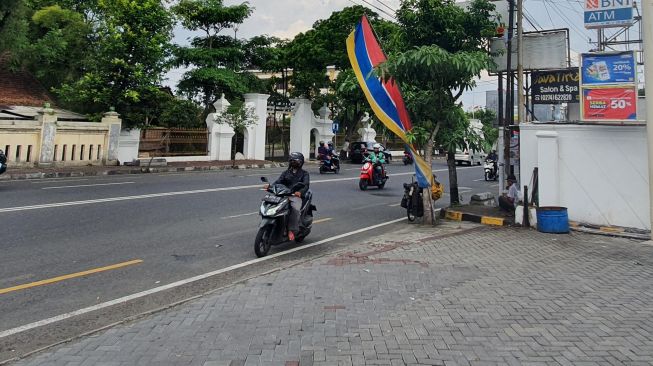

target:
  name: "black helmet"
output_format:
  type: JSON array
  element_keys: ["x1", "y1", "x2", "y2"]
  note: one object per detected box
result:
[{"x1": 289, "y1": 152, "x2": 304, "y2": 168}]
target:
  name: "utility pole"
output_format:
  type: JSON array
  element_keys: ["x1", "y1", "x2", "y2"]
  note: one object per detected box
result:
[
  {"x1": 517, "y1": 0, "x2": 525, "y2": 125},
  {"x1": 643, "y1": 0, "x2": 653, "y2": 233},
  {"x1": 503, "y1": 0, "x2": 515, "y2": 183}
]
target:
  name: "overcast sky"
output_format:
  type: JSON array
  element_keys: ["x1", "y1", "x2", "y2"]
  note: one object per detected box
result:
[{"x1": 165, "y1": 0, "x2": 640, "y2": 110}]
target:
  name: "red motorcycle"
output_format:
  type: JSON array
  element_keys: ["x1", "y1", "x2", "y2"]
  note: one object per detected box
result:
[{"x1": 359, "y1": 159, "x2": 388, "y2": 190}]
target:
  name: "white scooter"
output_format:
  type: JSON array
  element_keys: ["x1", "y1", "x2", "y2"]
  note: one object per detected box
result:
[{"x1": 484, "y1": 159, "x2": 498, "y2": 181}]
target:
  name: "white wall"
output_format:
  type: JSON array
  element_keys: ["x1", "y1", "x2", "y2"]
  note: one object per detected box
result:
[
  {"x1": 520, "y1": 123, "x2": 650, "y2": 230},
  {"x1": 117, "y1": 128, "x2": 140, "y2": 165}
]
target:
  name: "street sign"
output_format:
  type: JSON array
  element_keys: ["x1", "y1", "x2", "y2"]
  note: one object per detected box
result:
[
  {"x1": 582, "y1": 86, "x2": 637, "y2": 120},
  {"x1": 584, "y1": 0, "x2": 634, "y2": 29},
  {"x1": 531, "y1": 69, "x2": 580, "y2": 104},
  {"x1": 332, "y1": 121, "x2": 339, "y2": 134},
  {"x1": 581, "y1": 51, "x2": 636, "y2": 85}
]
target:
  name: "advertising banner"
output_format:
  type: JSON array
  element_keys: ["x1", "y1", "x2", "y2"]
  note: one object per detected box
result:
[
  {"x1": 581, "y1": 51, "x2": 636, "y2": 85},
  {"x1": 531, "y1": 69, "x2": 580, "y2": 104},
  {"x1": 582, "y1": 87, "x2": 637, "y2": 121},
  {"x1": 584, "y1": 0, "x2": 634, "y2": 29}
]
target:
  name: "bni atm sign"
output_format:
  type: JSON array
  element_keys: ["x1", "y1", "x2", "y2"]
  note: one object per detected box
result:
[{"x1": 584, "y1": 0, "x2": 634, "y2": 29}]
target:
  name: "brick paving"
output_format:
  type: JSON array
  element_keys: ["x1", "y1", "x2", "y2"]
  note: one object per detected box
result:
[{"x1": 12, "y1": 222, "x2": 653, "y2": 366}]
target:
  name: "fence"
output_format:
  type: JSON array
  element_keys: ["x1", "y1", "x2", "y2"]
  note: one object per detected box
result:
[
  {"x1": 139, "y1": 128, "x2": 208, "y2": 157},
  {"x1": 0, "y1": 107, "x2": 121, "y2": 167}
]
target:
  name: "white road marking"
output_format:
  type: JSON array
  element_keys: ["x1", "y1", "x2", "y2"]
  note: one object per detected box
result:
[
  {"x1": 31, "y1": 179, "x2": 89, "y2": 185},
  {"x1": 42, "y1": 182, "x2": 136, "y2": 190},
  {"x1": 0, "y1": 217, "x2": 405, "y2": 339},
  {"x1": 221, "y1": 212, "x2": 258, "y2": 219},
  {"x1": 388, "y1": 203, "x2": 401, "y2": 207},
  {"x1": 0, "y1": 167, "x2": 479, "y2": 214}
]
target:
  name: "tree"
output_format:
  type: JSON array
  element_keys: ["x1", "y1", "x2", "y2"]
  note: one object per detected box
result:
[
  {"x1": 0, "y1": 0, "x2": 29, "y2": 61},
  {"x1": 172, "y1": 0, "x2": 255, "y2": 121},
  {"x1": 376, "y1": 0, "x2": 497, "y2": 219},
  {"x1": 22, "y1": 5, "x2": 90, "y2": 90},
  {"x1": 53, "y1": 0, "x2": 174, "y2": 127},
  {"x1": 284, "y1": 6, "x2": 400, "y2": 140},
  {"x1": 467, "y1": 108, "x2": 498, "y2": 152}
]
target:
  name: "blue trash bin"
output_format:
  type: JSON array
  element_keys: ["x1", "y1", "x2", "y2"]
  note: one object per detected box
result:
[{"x1": 536, "y1": 206, "x2": 569, "y2": 233}]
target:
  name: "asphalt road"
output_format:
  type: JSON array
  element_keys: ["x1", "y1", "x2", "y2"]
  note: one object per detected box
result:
[{"x1": 0, "y1": 159, "x2": 492, "y2": 341}]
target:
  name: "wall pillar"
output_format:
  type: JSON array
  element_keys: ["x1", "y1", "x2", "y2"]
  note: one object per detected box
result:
[
  {"x1": 244, "y1": 93, "x2": 270, "y2": 160},
  {"x1": 37, "y1": 104, "x2": 58, "y2": 166},
  {"x1": 536, "y1": 131, "x2": 559, "y2": 206},
  {"x1": 101, "y1": 110, "x2": 122, "y2": 164},
  {"x1": 289, "y1": 98, "x2": 313, "y2": 158},
  {"x1": 206, "y1": 94, "x2": 234, "y2": 161}
]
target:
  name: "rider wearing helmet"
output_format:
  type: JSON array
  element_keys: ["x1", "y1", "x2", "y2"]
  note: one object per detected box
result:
[
  {"x1": 326, "y1": 141, "x2": 339, "y2": 169},
  {"x1": 367, "y1": 143, "x2": 386, "y2": 183},
  {"x1": 269, "y1": 152, "x2": 310, "y2": 241}
]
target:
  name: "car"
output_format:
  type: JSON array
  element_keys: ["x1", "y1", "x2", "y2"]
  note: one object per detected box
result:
[
  {"x1": 349, "y1": 141, "x2": 392, "y2": 164},
  {"x1": 0, "y1": 149, "x2": 6, "y2": 175},
  {"x1": 454, "y1": 148, "x2": 485, "y2": 166}
]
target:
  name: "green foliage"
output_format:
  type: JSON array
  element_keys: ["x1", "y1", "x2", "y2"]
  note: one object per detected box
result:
[
  {"x1": 22, "y1": 5, "x2": 90, "y2": 89},
  {"x1": 213, "y1": 99, "x2": 256, "y2": 133},
  {"x1": 285, "y1": 6, "x2": 398, "y2": 98},
  {"x1": 51, "y1": 0, "x2": 174, "y2": 127},
  {"x1": 0, "y1": 0, "x2": 29, "y2": 62},
  {"x1": 467, "y1": 108, "x2": 498, "y2": 151},
  {"x1": 159, "y1": 98, "x2": 203, "y2": 128},
  {"x1": 172, "y1": 0, "x2": 260, "y2": 118}
]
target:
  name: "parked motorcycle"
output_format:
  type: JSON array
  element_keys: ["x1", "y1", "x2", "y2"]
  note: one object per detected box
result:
[
  {"x1": 484, "y1": 159, "x2": 498, "y2": 181},
  {"x1": 255, "y1": 177, "x2": 316, "y2": 257},
  {"x1": 401, "y1": 180, "x2": 424, "y2": 222},
  {"x1": 359, "y1": 159, "x2": 388, "y2": 190},
  {"x1": 402, "y1": 151, "x2": 414, "y2": 165},
  {"x1": 319, "y1": 155, "x2": 340, "y2": 174},
  {"x1": 0, "y1": 149, "x2": 7, "y2": 175}
]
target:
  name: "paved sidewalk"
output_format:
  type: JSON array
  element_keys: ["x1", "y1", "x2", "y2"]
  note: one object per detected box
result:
[{"x1": 12, "y1": 222, "x2": 653, "y2": 366}]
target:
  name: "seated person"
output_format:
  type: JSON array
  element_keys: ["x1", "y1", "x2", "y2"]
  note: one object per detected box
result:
[{"x1": 499, "y1": 174, "x2": 519, "y2": 212}]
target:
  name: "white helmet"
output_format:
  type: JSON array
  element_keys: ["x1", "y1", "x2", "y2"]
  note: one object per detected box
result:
[{"x1": 373, "y1": 143, "x2": 381, "y2": 149}]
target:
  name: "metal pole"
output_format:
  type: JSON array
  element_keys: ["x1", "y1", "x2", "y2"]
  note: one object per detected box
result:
[
  {"x1": 504, "y1": 0, "x2": 515, "y2": 181},
  {"x1": 642, "y1": 0, "x2": 653, "y2": 233},
  {"x1": 517, "y1": 0, "x2": 525, "y2": 125},
  {"x1": 498, "y1": 72, "x2": 504, "y2": 129}
]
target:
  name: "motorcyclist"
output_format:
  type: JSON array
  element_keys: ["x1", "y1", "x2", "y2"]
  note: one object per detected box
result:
[
  {"x1": 264, "y1": 152, "x2": 309, "y2": 241},
  {"x1": 326, "y1": 141, "x2": 339, "y2": 169},
  {"x1": 486, "y1": 150, "x2": 498, "y2": 174},
  {"x1": 317, "y1": 141, "x2": 327, "y2": 160},
  {"x1": 366, "y1": 143, "x2": 386, "y2": 183}
]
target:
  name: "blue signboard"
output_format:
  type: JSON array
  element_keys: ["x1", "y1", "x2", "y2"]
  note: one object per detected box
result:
[
  {"x1": 332, "y1": 121, "x2": 339, "y2": 134},
  {"x1": 581, "y1": 51, "x2": 636, "y2": 86},
  {"x1": 584, "y1": 0, "x2": 634, "y2": 29}
]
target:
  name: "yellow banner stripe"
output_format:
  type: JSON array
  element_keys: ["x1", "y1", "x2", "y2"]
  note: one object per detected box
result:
[{"x1": 0, "y1": 259, "x2": 143, "y2": 295}]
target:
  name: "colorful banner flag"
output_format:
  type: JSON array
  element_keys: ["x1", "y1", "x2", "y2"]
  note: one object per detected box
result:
[{"x1": 346, "y1": 16, "x2": 434, "y2": 188}]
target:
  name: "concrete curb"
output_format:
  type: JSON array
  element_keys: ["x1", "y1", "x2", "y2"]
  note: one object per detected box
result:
[
  {"x1": 440, "y1": 208, "x2": 511, "y2": 227},
  {"x1": 569, "y1": 221, "x2": 651, "y2": 240},
  {"x1": 0, "y1": 163, "x2": 287, "y2": 181}
]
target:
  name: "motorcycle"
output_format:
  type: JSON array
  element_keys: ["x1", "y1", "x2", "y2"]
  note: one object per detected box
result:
[
  {"x1": 401, "y1": 180, "x2": 424, "y2": 222},
  {"x1": 0, "y1": 149, "x2": 6, "y2": 175},
  {"x1": 319, "y1": 154, "x2": 340, "y2": 174},
  {"x1": 359, "y1": 159, "x2": 388, "y2": 190},
  {"x1": 402, "y1": 151, "x2": 414, "y2": 165},
  {"x1": 255, "y1": 177, "x2": 316, "y2": 257},
  {"x1": 484, "y1": 159, "x2": 498, "y2": 181}
]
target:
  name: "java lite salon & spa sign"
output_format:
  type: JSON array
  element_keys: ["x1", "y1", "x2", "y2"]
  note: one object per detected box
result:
[{"x1": 531, "y1": 69, "x2": 580, "y2": 104}]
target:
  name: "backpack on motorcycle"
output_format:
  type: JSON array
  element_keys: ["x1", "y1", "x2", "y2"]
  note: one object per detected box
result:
[{"x1": 410, "y1": 184, "x2": 424, "y2": 217}]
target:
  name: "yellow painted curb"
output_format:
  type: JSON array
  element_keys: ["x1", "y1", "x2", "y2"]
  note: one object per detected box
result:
[
  {"x1": 445, "y1": 211, "x2": 463, "y2": 221},
  {"x1": 481, "y1": 216, "x2": 505, "y2": 226}
]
